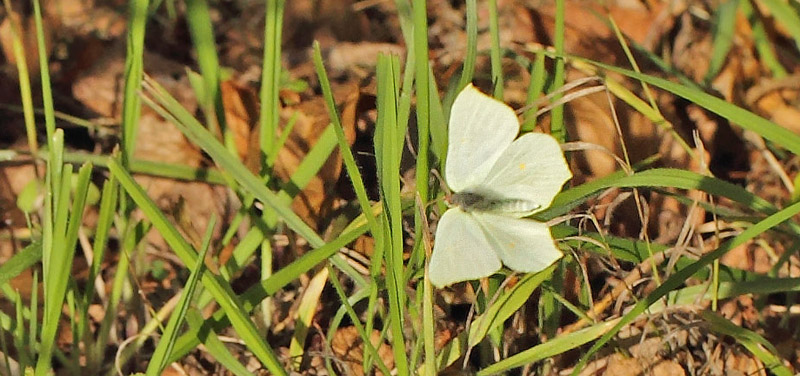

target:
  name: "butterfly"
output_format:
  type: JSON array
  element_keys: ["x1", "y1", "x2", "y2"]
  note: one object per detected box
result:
[{"x1": 428, "y1": 84, "x2": 572, "y2": 288}]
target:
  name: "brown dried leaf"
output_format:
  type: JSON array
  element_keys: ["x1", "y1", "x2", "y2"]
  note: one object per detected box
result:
[
  {"x1": 219, "y1": 77, "x2": 360, "y2": 227},
  {"x1": 273, "y1": 82, "x2": 359, "y2": 227},
  {"x1": 331, "y1": 326, "x2": 394, "y2": 376},
  {"x1": 0, "y1": 12, "x2": 50, "y2": 77},
  {"x1": 220, "y1": 79, "x2": 260, "y2": 171}
]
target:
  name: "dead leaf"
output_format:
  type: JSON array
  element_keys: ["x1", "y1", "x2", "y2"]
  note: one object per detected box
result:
[
  {"x1": 272, "y1": 82, "x2": 359, "y2": 228},
  {"x1": 220, "y1": 79, "x2": 261, "y2": 171},
  {"x1": 331, "y1": 326, "x2": 394, "y2": 376},
  {"x1": 0, "y1": 11, "x2": 51, "y2": 77}
]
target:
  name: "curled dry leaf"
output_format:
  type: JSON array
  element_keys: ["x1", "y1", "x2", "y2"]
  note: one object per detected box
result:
[
  {"x1": 331, "y1": 326, "x2": 394, "y2": 376},
  {"x1": 221, "y1": 79, "x2": 359, "y2": 228}
]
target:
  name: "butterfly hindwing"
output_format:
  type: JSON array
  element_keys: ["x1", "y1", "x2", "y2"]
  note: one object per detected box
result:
[
  {"x1": 472, "y1": 211, "x2": 563, "y2": 273},
  {"x1": 429, "y1": 208, "x2": 502, "y2": 288}
]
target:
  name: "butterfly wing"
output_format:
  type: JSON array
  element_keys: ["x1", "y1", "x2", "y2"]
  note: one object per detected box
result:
[
  {"x1": 429, "y1": 208, "x2": 502, "y2": 288},
  {"x1": 446, "y1": 84, "x2": 520, "y2": 192},
  {"x1": 482, "y1": 132, "x2": 571, "y2": 216},
  {"x1": 473, "y1": 212, "x2": 563, "y2": 273}
]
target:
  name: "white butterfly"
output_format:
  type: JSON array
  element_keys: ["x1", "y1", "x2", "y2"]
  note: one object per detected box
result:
[{"x1": 429, "y1": 84, "x2": 572, "y2": 288}]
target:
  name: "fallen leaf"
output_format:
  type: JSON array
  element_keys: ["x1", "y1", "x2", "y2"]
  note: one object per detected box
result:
[{"x1": 331, "y1": 326, "x2": 394, "y2": 376}]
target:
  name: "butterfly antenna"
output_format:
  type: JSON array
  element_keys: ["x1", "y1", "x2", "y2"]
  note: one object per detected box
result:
[
  {"x1": 430, "y1": 168, "x2": 452, "y2": 197},
  {"x1": 416, "y1": 193, "x2": 435, "y2": 259}
]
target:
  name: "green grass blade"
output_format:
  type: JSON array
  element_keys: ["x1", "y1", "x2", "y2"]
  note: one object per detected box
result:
[
  {"x1": 185, "y1": 0, "x2": 226, "y2": 135},
  {"x1": 488, "y1": 0, "x2": 503, "y2": 98},
  {"x1": 376, "y1": 53, "x2": 409, "y2": 373},
  {"x1": 120, "y1": 0, "x2": 149, "y2": 165},
  {"x1": 704, "y1": 0, "x2": 740, "y2": 83},
  {"x1": 31, "y1": 0, "x2": 55, "y2": 142},
  {"x1": 522, "y1": 51, "x2": 546, "y2": 132},
  {"x1": 311, "y1": 42, "x2": 380, "y2": 239},
  {"x1": 456, "y1": 0, "x2": 478, "y2": 91},
  {"x1": 651, "y1": 277, "x2": 800, "y2": 312},
  {"x1": 0, "y1": 242, "x2": 41, "y2": 287},
  {"x1": 742, "y1": 0, "x2": 787, "y2": 77},
  {"x1": 427, "y1": 65, "x2": 447, "y2": 168},
  {"x1": 165, "y1": 221, "x2": 369, "y2": 364},
  {"x1": 2, "y1": 0, "x2": 38, "y2": 154},
  {"x1": 702, "y1": 311, "x2": 793, "y2": 376},
  {"x1": 107, "y1": 159, "x2": 288, "y2": 375},
  {"x1": 549, "y1": 0, "x2": 566, "y2": 142},
  {"x1": 477, "y1": 319, "x2": 620, "y2": 375},
  {"x1": 543, "y1": 168, "x2": 776, "y2": 221},
  {"x1": 468, "y1": 265, "x2": 556, "y2": 347},
  {"x1": 260, "y1": 0, "x2": 285, "y2": 169},
  {"x1": 276, "y1": 123, "x2": 337, "y2": 202},
  {"x1": 576, "y1": 57, "x2": 800, "y2": 155},
  {"x1": 148, "y1": 216, "x2": 217, "y2": 375},
  {"x1": 758, "y1": 0, "x2": 800, "y2": 50},
  {"x1": 140, "y1": 77, "x2": 325, "y2": 248},
  {"x1": 413, "y1": 0, "x2": 432, "y2": 325},
  {"x1": 84, "y1": 176, "x2": 119, "y2": 313},
  {"x1": 36, "y1": 160, "x2": 91, "y2": 375}
]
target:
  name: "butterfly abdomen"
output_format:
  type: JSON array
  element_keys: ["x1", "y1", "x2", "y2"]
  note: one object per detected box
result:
[{"x1": 450, "y1": 190, "x2": 539, "y2": 214}]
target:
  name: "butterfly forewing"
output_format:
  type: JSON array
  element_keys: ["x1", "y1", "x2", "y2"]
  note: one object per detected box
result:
[
  {"x1": 482, "y1": 133, "x2": 572, "y2": 213},
  {"x1": 445, "y1": 85, "x2": 519, "y2": 192}
]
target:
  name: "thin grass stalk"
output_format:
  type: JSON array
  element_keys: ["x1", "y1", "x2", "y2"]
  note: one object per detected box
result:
[
  {"x1": 260, "y1": 0, "x2": 285, "y2": 168},
  {"x1": 522, "y1": 51, "x2": 546, "y2": 131},
  {"x1": 2, "y1": 0, "x2": 38, "y2": 156},
  {"x1": 326, "y1": 265, "x2": 394, "y2": 375},
  {"x1": 120, "y1": 0, "x2": 149, "y2": 166},
  {"x1": 147, "y1": 216, "x2": 217, "y2": 375},
  {"x1": 413, "y1": 0, "x2": 431, "y2": 215},
  {"x1": 31, "y1": 0, "x2": 54, "y2": 143},
  {"x1": 311, "y1": 41, "x2": 381, "y2": 242},
  {"x1": 185, "y1": 0, "x2": 225, "y2": 132},
  {"x1": 33, "y1": 129, "x2": 63, "y2": 376},
  {"x1": 376, "y1": 53, "x2": 408, "y2": 374},
  {"x1": 410, "y1": 4, "x2": 430, "y2": 367},
  {"x1": 550, "y1": 0, "x2": 566, "y2": 142},
  {"x1": 741, "y1": 0, "x2": 787, "y2": 77},
  {"x1": 488, "y1": 0, "x2": 503, "y2": 98},
  {"x1": 457, "y1": 0, "x2": 478, "y2": 91},
  {"x1": 28, "y1": 270, "x2": 38, "y2": 365}
]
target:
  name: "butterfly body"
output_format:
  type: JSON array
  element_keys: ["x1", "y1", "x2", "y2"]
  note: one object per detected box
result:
[{"x1": 450, "y1": 190, "x2": 540, "y2": 215}]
